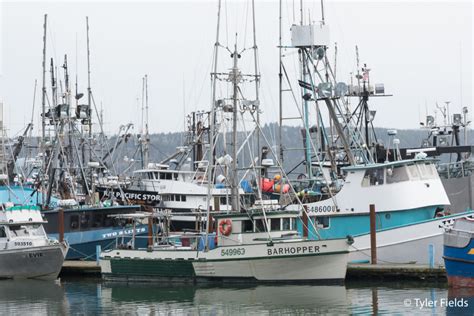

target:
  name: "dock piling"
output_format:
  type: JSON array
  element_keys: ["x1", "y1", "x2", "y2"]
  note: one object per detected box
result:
[
  {"x1": 58, "y1": 208, "x2": 64, "y2": 243},
  {"x1": 429, "y1": 244, "x2": 435, "y2": 268},
  {"x1": 96, "y1": 245, "x2": 101, "y2": 265},
  {"x1": 369, "y1": 204, "x2": 377, "y2": 264}
]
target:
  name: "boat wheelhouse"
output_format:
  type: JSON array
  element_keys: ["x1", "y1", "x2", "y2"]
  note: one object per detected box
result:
[{"x1": 42, "y1": 204, "x2": 148, "y2": 260}]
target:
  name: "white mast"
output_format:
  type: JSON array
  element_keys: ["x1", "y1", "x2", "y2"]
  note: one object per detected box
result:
[
  {"x1": 230, "y1": 38, "x2": 241, "y2": 214},
  {"x1": 205, "y1": 0, "x2": 223, "y2": 251}
]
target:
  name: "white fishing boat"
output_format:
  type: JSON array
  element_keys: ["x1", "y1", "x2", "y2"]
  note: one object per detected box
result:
[
  {"x1": 273, "y1": 0, "x2": 474, "y2": 266},
  {"x1": 0, "y1": 203, "x2": 68, "y2": 280},
  {"x1": 100, "y1": 209, "x2": 351, "y2": 282}
]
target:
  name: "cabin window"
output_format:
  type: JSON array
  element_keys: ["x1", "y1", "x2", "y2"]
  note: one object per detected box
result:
[
  {"x1": 27, "y1": 224, "x2": 44, "y2": 237},
  {"x1": 220, "y1": 197, "x2": 227, "y2": 205},
  {"x1": 255, "y1": 219, "x2": 266, "y2": 232},
  {"x1": 182, "y1": 195, "x2": 186, "y2": 202},
  {"x1": 315, "y1": 216, "x2": 330, "y2": 229},
  {"x1": 166, "y1": 173, "x2": 172, "y2": 180},
  {"x1": 70, "y1": 215, "x2": 79, "y2": 230},
  {"x1": 386, "y1": 166, "x2": 409, "y2": 184},
  {"x1": 153, "y1": 172, "x2": 159, "y2": 179},
  {"x1": 291, "y1": 219, "x2": 296, "y2": 230},
  {"x1": 80, "y1": 214, "x2": 90, "y2": 229},
  {"x1": 419, "y1": 163, "x2": 435, "y2": 179},
  {"x1": 10, "y1": 225, "x2": 28, "y2": 237},
  {"x1": 362, "y1": 168, "x2": 384, "y2": 187},
  {"x1": 173, "y1": 173, "x2": 178, "y2": 180},
  {"x1": 103, "y1": 215, "x2": 113, "y2": 227},
  {"x1": 270, "y1": 218, "x2": 281, "y2": 231},
  {"x1": 0, "y1": 226, "x2": 6, "y2": 238},
  {"x1": 242, "y1": 220, "x2": 253, "y2": 233},
  {"x1": 282, "y1": 218, "x2": 291, "y2": 230},
  {"x1": 147, "y1": 172, "x2": 154, "y2": 180},
  {"x1": 92, "y1": 213, "x2": 104, "y2": 228},
  {"x1": 407, "y1": 164, "x2": 420, "y2": 179}
]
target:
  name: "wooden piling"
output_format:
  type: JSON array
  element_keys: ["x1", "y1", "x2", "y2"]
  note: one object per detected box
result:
[
  {"x1": 58, "y1": 208, "x2": 64, "y2": 243},
  {"x1": 302, "y1": 205, "x2": 309, "y2": 238},
  {"x1": 147, "y1": 216, "x2": 153, "y2": 247},
  {"x1": 370, "y1": 204, "x2": 377, "y2": 264}
]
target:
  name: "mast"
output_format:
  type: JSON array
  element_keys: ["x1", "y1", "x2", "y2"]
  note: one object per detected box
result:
[
  {"x1": 86, "y1": 16, "x2": 95, "y2": 200},
  {"x1": 205, "y1": 0, "x2": 222, "y2": 251},
  {"x1": 86, "y1": 17, "x2": 92, "y2": 161},
  {"x1": 299, "y1": 1, "x2": 312, "y2": 179},
  {"x1": 140, "y1": 76, "x2": 145, "y2": 168},
  {"x1": 144, "y1": 74, "x2": 149, "y2": 167},
  {"x1": 41, "y1": 14, "x2": 47, "y2": 145},
  {"x1": 40, "y1": 15, "x2": 48, "y2": 207},
  {"x1": 251, "y1": 0, "x2": 260, "y2": 170},
  {"x1": 230, "y1": 39, "x2": 240, "y2": 214},
  {"x1": 278, "y1": 0, "x2": 283, "y2": 163}
]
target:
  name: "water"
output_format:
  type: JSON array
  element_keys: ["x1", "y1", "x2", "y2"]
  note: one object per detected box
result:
[{"x1": 1, "y1": 278, "x2": 473, "y2": 315}]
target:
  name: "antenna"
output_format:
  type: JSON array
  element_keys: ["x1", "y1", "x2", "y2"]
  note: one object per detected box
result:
[{"x1": 320, "y1": 0, "x2": 325, "y2": 25}]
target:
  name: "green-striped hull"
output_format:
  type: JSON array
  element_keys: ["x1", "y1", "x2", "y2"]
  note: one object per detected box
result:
[{"x1": 109, "y1": 258, "x2": 196, "y2": 279}]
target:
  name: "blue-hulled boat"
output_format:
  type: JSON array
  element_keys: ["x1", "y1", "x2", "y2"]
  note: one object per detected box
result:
[{"x1": 444, "y1": 217, "x2": 474, "y2": 287}]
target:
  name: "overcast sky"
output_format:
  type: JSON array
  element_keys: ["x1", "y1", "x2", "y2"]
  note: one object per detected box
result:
[{"x1": 0, "y1": 0, "x2": 472, "y2": 137}]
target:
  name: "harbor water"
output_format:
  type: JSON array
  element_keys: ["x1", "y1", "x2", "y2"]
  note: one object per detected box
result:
[{"x1": 1, "y1": 278, "x2": 474, "y2": 315}]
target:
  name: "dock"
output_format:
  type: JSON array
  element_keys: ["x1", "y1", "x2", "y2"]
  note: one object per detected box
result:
[
  {"x1": 60, "y1": 261, "x2": 100, "y2": 277},
  {"x1": 59, "y1": 261, "x2": 448, "y2": 281},
  {"x1": 347, "y1": 263, "x2": 446, "y2": 281}
]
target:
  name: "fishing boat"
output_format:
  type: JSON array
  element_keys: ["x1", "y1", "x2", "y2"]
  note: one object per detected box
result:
[
  {"x1": 0, "y1": 203, "x2": 68, "y2": 280},
  {"x1": 273, "y1": 1, "x2": 474, "y2": 265},
  {"x1": 444, "y1": 217, "x2": 474, "y2": 287},
  {"x1": 100, "y1": 208, "x2": 351, "y2": 283}
]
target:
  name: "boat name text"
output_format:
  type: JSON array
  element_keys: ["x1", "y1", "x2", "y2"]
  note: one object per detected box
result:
[
  {"x1": 28, "y1": 252, "x2": 43, "y2": 258},
  {"x1": 267, "y1": 245, "x2": 320, "y2": 256},
  {"x1": 102, "y1": 227, "x2": 147, "y2": 239}
]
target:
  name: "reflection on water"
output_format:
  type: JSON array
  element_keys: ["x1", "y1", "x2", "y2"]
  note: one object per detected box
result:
[
  {"x1": 1, "y1": 278, "x2": 474, "y2": 315},
  {"x1": 0, "y1": 280, "x2": 67, "y2": 315}
]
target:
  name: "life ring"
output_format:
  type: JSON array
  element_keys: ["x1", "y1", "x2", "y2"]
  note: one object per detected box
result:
[{"x1": 218, "y1": 219, "x2": 232, "y2": 236}]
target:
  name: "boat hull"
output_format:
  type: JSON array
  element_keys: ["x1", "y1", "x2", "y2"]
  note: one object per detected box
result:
[
  {"x1": 443, "y1": 221, "x2": 474, "y2": 287},
  {"x1": 0, "y1": 243, "x2": 68, "y2": 280},
  {"x1": 348, "y1": 212, "x2": 474, "y2": 265},
  {"x1": 100, "y1": 239, "x2": 349, "y2": 283},
  {"x1": 48, "y1": 226, "x2": 149, "y2": 260}
]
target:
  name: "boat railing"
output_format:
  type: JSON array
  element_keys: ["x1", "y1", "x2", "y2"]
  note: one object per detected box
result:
[
  {"x1": 437, "y1": 160, "x2": 473, "y2": 179},
  {"x1": 113, "y1": 232, "x2": 217, "y2": 251}
]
